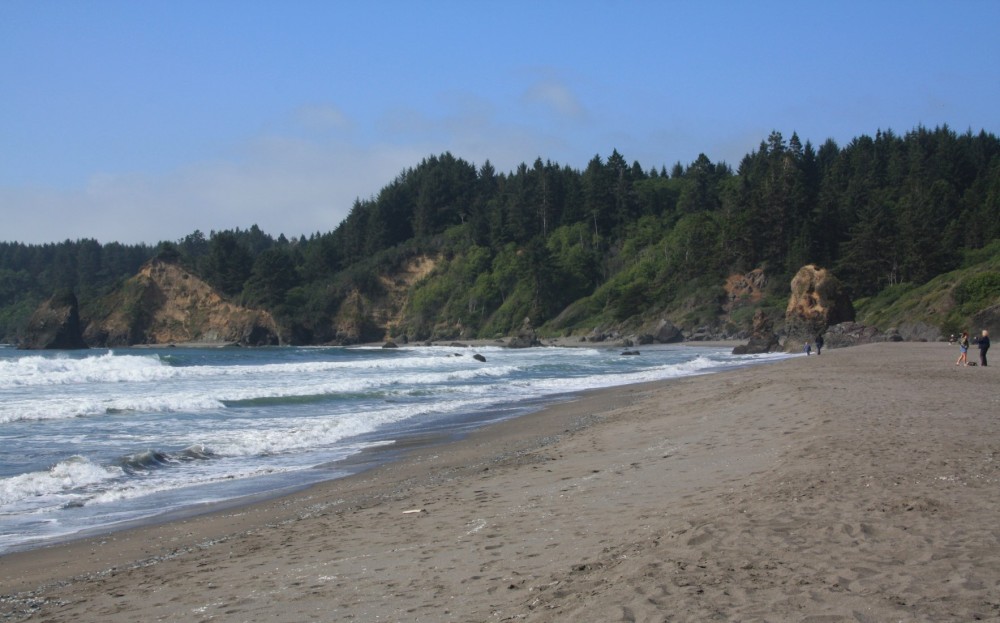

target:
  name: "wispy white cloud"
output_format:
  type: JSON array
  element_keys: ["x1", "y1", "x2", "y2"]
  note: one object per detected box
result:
[
  {"x1": 0, "y1": 136, "x2": 423, "y2": 245},
  {"x1": 0, "y1": 97, "x2": 581, "y2": 245},
  {"x1": 294, "y1": 103, "x2": 353, "y2": 133},
  {"x1": 522, "y1": 78, "x2": 587, "y2": 121}
]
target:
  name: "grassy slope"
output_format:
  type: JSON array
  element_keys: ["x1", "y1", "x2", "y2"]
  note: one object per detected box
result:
[{"x1": 855, "y1": 242, "x2": 1000, "y2": 337}]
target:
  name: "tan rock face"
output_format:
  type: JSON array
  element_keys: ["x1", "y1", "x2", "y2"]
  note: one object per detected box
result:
[
  {"x1": 83, "y1": 259, "x2": 279, "y2": 346},
  {"x1": 784, "y1": 264, "x2": 854, "y2": 349},
  {"x1": 378, "y1": 255, "x2": 438, "y2": 337},
  {"x1": 724, "y1": 268, "x2": 767, "y2": 313}
]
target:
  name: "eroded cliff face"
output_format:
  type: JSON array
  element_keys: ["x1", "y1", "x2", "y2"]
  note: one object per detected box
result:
[
  {"x1": 19, "y1": 291, "x2": 88, "y2": 349},
  {"x1": 723, "y1": 268, "x2": 767, "y2": 313},
  {"x1": 83, "y1": 259, "x2": 280, "y2": 347},
  {"x1": 784, "y1": 264, "x2": 855, "y2": 350}
]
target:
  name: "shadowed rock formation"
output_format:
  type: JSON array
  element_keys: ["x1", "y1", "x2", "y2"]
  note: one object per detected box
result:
[{"x1": 20, "y1": 290, "x2": 88, "y2": 350}]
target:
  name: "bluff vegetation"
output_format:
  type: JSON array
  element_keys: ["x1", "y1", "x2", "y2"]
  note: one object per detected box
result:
[{"x1": 2, "y1": 125, "x2": 999, "y2": 347}]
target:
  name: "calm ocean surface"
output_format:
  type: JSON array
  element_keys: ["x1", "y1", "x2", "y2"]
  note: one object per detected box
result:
[{"x1": 0, "y1": 343, "x2": 788, "y2": 554}]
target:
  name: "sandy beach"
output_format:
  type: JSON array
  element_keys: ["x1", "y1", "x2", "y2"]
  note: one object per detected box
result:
[{"x1": 2, "y1": 342, "x2": 998, "y2": 622}]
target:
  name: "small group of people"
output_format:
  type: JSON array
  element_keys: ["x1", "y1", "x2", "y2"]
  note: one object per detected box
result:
[
  {"x1": 803, "y1": 334, "x2": 824, "y2": 356},
  {"x1": 955, "y1": 329, "x2": 990, "y2": 367}
]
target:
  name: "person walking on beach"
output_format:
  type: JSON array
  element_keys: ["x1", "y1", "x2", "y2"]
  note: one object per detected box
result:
[
  {"x1": 956, "y1": 331, "x2": 970, "y2": 366},
  {"x1": 804, "y1": 341, "x2": 812, "y2": 356},
  {"x1": 977, "y1": 329, "x2": 990, "y2": 367},
  {"x1": 815, "y1": 334, "x2": 824, "y2": 355}
]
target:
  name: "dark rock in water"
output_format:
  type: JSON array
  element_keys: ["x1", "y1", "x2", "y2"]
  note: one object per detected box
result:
[
  {"x1": 621, "y1": 350, "x2": 640, "y2": 356},
  {"x1": 20, "y1": 290, "x2": 88, "y2": 350},
  {"x1": 382, "y1": 341, "x2": 399, "y2": 349},
  {"x1": 508, "y1": 317, "x2": 541, "y2": 348},
  {"x1": 473, "y1": 353, "x2": 487, "y2": 362},
  {"x1": 732, "y1": 309, "x2": 780, "y2": 355},
  {"x1": 783, "y1": 264, "x2": 855, "y2": 352}
]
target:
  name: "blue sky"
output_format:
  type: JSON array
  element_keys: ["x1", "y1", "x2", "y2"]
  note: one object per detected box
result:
[{"x1": 2, "y1": 1, "x2": 998, "y2": 245}]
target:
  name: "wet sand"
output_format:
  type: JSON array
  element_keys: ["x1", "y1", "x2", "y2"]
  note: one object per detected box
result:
[{"x1": 2, "y1": 342, "x2": 998, "y2": 622}]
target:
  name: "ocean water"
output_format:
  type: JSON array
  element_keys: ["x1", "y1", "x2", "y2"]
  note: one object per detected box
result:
[{"x1": 0, "y1": 343, "x2": 788, "y2": 554}]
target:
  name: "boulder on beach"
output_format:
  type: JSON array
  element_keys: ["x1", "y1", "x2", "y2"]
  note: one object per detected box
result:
[
  {"x1": 732, "y1": 309, "x2": 780, "y2": 355},
  {"x1": 508, "y1": 317, "x2": 541, "y2": 348}
]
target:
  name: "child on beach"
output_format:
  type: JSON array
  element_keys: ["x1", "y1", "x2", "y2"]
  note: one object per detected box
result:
[
  {"x1": 804, "y1": 342, "x2": 812, "y2": 356},
  {"x1": 956, "y1": 331, "x2": 969, "y2": 366}
]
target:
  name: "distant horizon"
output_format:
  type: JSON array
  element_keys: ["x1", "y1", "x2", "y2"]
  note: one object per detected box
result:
[{"x1": 3, "y1": 1, "x2": 998, "y2": 245}]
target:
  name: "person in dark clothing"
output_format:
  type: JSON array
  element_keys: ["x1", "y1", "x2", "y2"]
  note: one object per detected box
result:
[
  {"x1": 977, "y1": 329, "x2": 990, "y2": 367},
  {"x1": 815, "y1": 334, "x2": 824, "y2": 355}
]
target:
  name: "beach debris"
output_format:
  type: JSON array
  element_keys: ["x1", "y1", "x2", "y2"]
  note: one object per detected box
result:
[{"x1": 402, "y1": 508, "x2": 426, "y2": 515}]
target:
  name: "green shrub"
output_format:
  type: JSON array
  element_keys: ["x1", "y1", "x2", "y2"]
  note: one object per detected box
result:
[{"x1": 952, "y1": 272, "x2": 1000, "y2": 311}]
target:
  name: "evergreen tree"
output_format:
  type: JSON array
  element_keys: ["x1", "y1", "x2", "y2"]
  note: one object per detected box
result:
[
  {"x1": 206, "y1": 231, "x2": 253, "y2": 296},
  {"x1": 836, "y1": 198, "x2": 899, "y2": 296}
]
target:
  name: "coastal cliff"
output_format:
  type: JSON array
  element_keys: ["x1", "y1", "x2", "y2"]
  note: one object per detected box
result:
[
  {"x1": 82, "y1": 259, "x2": 280, "y2": 347},
  {"x1": 19, "y1": 290, "x2": 89, "y2": 349}
]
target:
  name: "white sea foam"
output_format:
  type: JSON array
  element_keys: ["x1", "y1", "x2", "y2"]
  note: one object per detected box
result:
[
  {"x1": 0, "y1": 456, "x2": 124, "y2": 507},
  {"x1": 0, "y1": 354, "x2": 524, "y2": 422},
  {"x1": 206, "y1": 396, "x2": 499, "y2": 458},
  {"x1": 0, "y1": 349, "x2": 494, "y2": 390},
  {"x1": 0, "y1": 344, "x2": 788, "y2": 553},
  {"x1": 0, "y1": 352, "x2": 170, "y2": 387}
]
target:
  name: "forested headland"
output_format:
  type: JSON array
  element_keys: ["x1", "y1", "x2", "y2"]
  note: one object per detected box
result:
[{"x1": 2, "y1": 124, "x2": 999, "y2": 346}]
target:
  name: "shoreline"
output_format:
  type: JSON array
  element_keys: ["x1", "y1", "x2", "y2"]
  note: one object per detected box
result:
[
  {"x1": 1, "y1": 341, "x2": 744, "y2": 557},
  {"x1": 3, "y1": 342, "x2": 997, "y2": 621},
  {"x1": 124, "y1": 337, "x2": 745, "y2": 350}
]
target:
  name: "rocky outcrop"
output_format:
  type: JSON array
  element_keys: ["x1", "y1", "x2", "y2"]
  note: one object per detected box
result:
[
  {"x1": 633, "y1": 318, "x2": 683, "y2": 345},
  {"x1": 893, "y1": 322, "x2": 944, "y2": 342},
  {"x1": 971, "y1": 304, "x2": 1000, "y2": 340},
  {"x1": 784, "y1": 265, "x2": 855, "y2": 351},
  {"x1": 20, "y1": 291, "x2": 88, "y2": 349},
  {"x1": 724, "y1": 268, "x2": 767, "y2": 313},
  {"x1": 83, "y1": 259, "x2": 280, "y2": 347},
  {"x1": 508, "y1": 317, "x2": 541, "y2": 348},
  {"x1": 822, "y1": 321, "x2": 902, "y2": 348},
  {"x1": 652, "y1": 319, "x2": 683, "y2": 343},
  {"x1": 732, "y1": 309, "x2": 780, "y2": 355}
]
